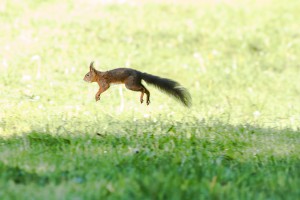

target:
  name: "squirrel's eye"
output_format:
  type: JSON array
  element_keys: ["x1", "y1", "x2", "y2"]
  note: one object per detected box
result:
[{"x1": 87, "y1": 74, "x2": 89, "y2": 76}]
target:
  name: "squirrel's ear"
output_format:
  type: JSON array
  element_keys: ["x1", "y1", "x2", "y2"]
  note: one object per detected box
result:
[{"x1": 90, "y1": 61, "x2": 95, "y2": 71}]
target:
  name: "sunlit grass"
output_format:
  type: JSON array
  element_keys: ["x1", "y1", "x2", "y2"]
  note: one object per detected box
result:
[{"x1": 0, "y1": 0, "x2": 300, "y2": 199}]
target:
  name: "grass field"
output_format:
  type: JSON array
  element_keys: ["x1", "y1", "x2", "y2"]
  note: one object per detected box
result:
[{"x1": 1, "y1": 0, "x2": 300, "y2": 199}]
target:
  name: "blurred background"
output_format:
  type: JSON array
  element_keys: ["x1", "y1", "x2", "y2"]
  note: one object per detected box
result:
[{"x1": 1, "y1": 0, "x2": 300, "y2": 135}]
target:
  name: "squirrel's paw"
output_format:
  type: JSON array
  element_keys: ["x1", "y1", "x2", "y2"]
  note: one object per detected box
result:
[
  {"x1": 146, "y1": 100, "x2": 150, "y2": 105},
  {"x1": 95, "y1": 95, "x2": 100, "y2": 102}
]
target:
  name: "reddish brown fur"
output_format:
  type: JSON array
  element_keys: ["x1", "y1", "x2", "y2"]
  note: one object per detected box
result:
[
  {"x1": 84, "y1": 62, "x2": 192, "y2": 107},
  {"x1": 84, "y1": 62, "x2": 150, "y2": 105}
]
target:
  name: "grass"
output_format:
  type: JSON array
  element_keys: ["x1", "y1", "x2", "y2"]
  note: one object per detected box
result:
[{"x1": 0, "y1": 0, "x2": 300, "y2": 199}]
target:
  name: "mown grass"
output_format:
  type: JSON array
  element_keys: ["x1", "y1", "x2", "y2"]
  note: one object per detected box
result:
[
  {"x1": 0, "y1": 0, "x2": 300, "y2": 199},
  {"x1": 1, "y1": 122, "x2": 299, "y2": 199}
]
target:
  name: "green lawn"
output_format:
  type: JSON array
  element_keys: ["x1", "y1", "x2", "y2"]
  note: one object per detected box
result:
[{"x1": 0, "y1": 0, "x2": 300, "y2": 199}]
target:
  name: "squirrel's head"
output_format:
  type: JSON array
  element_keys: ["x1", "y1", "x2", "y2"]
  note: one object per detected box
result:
[{"x1": 83, "y1": 62, "x2": 97, "y2": 83}]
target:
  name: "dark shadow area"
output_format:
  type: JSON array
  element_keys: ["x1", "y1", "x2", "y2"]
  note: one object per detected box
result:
[
  {"x1": 0, "y1": 163, "x2": 50, "y2": 185},
  {"x1": 0, "y1": 121, "x2": 299, "y2": 199}
]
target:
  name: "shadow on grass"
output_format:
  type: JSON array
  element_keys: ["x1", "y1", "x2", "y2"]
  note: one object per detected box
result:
[
  {"x1": 0, "y1": 163, "x2": 50, "y2": 185},
  {"x1": 0, "y1": 121, "x2": 299, "y2": 199}
]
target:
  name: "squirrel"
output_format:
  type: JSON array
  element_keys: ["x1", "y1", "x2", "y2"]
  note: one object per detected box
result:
[{"x1": 83, "y1": 62, "x2": 192, "y2": 107}]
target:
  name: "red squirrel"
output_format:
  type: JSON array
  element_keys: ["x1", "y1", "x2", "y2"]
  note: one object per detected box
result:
[{"x1": 83, "y1": 62, "x2": 192, "y2": 107}]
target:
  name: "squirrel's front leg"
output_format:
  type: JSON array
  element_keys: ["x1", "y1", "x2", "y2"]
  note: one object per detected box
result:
[
  {"x1": 95, "y1": 91, "x2": 101, "y2": 101},
  {"x1": 95, "y1": 83, "x2": 110, "y2": 102}
]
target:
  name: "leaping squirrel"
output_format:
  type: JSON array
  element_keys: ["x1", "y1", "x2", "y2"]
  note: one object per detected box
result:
[{"x1": 83, "y1": 62, "x2": 192, "y2": 107}]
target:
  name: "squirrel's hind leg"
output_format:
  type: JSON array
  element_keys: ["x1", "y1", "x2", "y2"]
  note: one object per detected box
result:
[
  {"x1": 139, "y1": 86, "x2": 150, "y2": 105},
  {"x1": 124, "y1": 79, "x2": 150, "y2": 105}
]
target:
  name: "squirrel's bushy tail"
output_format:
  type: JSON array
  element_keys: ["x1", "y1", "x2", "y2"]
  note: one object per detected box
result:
[{"x1": 141, "y1": 73, "x2": 192, "y2": 107}]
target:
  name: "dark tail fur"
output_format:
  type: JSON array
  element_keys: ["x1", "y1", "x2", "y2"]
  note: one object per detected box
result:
[{"x1": 141, "y1": 73, "x2": 192, "y2": 107}]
